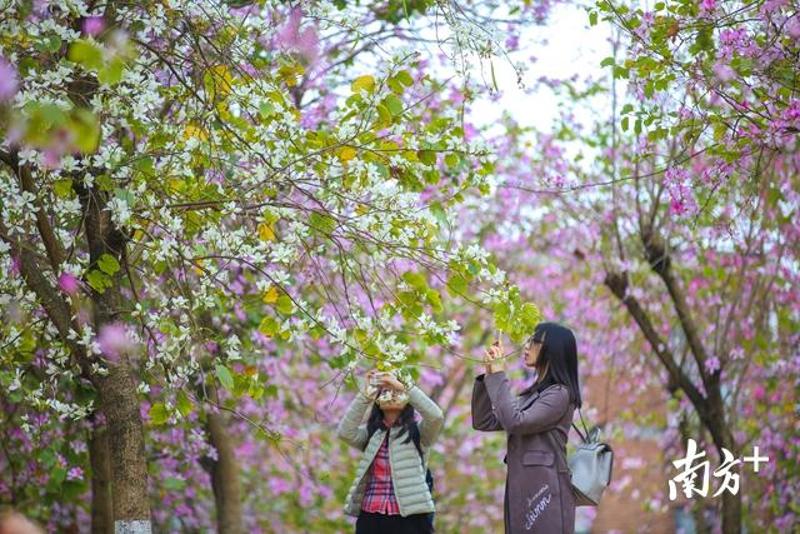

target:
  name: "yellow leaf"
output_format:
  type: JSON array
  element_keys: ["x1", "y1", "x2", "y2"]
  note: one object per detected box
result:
[
  {"x1": 168, "y1": 178, "x2": 184, "y2": 193},
  {"x1": 183, "y1": 123, "x2": 208, "y2": 141},
  {"x1": 262, "y1": 285, "x2": 279, "y2": 304},
  {"x1": 258, "y1": 222, "x2": 275, "y2": 241},
  {"x1": 352, "y1": 75, "x2": 376, "y2": 94},
  {"x1": 338, "y1": 146, "x2": 357, "y2": 162},
  {"x1": 208, "y1": 64, "x2": 233, "y2": 96}
]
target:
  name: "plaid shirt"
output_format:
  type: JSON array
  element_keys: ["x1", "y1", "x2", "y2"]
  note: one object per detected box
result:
[{"x1": 361, "y1": 424, "x2": 401, "y2": 515}]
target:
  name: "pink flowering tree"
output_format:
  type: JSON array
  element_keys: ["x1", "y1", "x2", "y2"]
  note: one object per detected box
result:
[
  {"x1": 458, "y1": 0, "x2": 800, "y2": 531},
  {"x1": 0, "y1": 0, "x2": 556, "y2": 531}
]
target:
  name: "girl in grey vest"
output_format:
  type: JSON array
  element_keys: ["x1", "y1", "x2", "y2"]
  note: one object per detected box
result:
[{"x1": 337, "y1": 369, "x2": 444, "y2": 534}]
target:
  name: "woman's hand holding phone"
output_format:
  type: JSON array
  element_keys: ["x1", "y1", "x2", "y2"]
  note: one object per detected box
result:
[{"x1": 484, "y1": 337, "x2": 506, "y2": 374}]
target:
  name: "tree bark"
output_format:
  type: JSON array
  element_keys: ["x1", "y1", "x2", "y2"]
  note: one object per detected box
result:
[
  {"x1": 206, "y1": 411, "x2": 244, "y2": 534},
  {"x1": 640, "y1": 228, "x2": 741, "y2": 533},
  {"x1": 89, "y1": 424, "x2": 113, "y2": 534},
  {"x1": 606, "y1": 230, "x2": 743, "y2": 533},
  {"x1": 92, "y1": 365, "x2": 151, "y2": 532},
  {"x1": 80, "y1": 168, "x2": 151, "y2": 532}
]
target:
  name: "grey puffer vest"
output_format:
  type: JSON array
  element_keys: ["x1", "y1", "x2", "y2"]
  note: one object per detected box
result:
[{"x1": 337, "y1": 385, "x2": 444, "y2": 517}]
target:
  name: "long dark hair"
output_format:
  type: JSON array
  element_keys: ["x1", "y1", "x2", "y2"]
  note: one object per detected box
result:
[
  {"x1": 528, "y1": 322, "x2": 582, "y2": 408},
  {"x1": 363, "y1": 403, "x2": 423, "y2": 455}
]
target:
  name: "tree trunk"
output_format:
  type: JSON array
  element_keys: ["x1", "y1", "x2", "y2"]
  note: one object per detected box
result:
[
  {"x1": 207, "y1": 411, "x2": 244, "y2": 534},
  {"x1": 93, "y1": 364, "x2": 151, "y2": 533},
  {"x1": 720, "y1": 486, "x2": 742, "y2": 534},
  {"x1": 709, "y1": 416, "x2": 742, "y2": 534},
  {"x1": 89, "y1": 424, "x2": 113, "y2": 534}
]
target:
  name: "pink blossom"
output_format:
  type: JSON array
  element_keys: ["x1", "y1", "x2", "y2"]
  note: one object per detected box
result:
[
  {"x1": 274, "y1": 7, "x2": 319, "y2": 66},
  {"x1": 787, "y1": 16, "x2": 800, "y2": 40},
  {"x1": 58, "y1": 272, "x2": 80, "y2": 295},
  {"x1": 269, "y1": 477, "x2": 291, "y2": 495},
  {"x1": 505, "y1": 33, "x2": 520, "y2": 51},
  {"x1": 66, "y1": 467, "x2": 84, "y2": 481},
  {"x1": 663, "y1": 167, "x2": 697, "y2": 216},
  {"x1": 699, "y1": 0, "x2": 715, "y2": 14},
  {"x1": 97, "y1": 322, "x2": 136, "y2": 361},
  {"x1": 704, "y1": 355, "x2": 721, "y2": 374},
  {"x1": 82, "y1": 16, "x2": 105, "y2": 37},
  {"x1": 0, "y1": 56, "x2": 19, "y2": 101},
  {"x1": 298, "y1": 482, "x2": 314, "y2": 506},
  {"x1": 712, "y1": 61, "x2": 735, "y2": 82}
]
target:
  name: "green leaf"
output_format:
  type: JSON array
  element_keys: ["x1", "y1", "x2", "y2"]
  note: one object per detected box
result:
[
  {"x1": 275, "y1": 294, "x2": 294, "y2": 315},
  {"x1": 612, "y1": 65, "x2": 629, "y2": 79},
  {"x1": 387, "y1": 77, "x2": 404, "y2": 95},
  {"x1": 164, "y1": 477, "x2": 186, "y2": 490},
  {"x1": 383, "y1": 94, "x2": 404, "y2": 116},
  {"x1": 149, "y1": 403, "x2": 169, "y2": 425},
  {"x1": 215, "y1": 365, "x2": 234, "y2": 391},
  {"x1": 53, "y1": 179, "x2": 73, "y2": 198},
  {"x1": 376, "y1": 104, "x2": 392, "y2": 125},
  {"x1": 259, "y1": 101, "x2": 275, "y2": 118},
  {"x1": 309, "y1": 325, "x2": 325, "y2": 340},
  {"x1": 417, "y1": 150, "x2": 437, "y2": 166},
  {"x1": 97, "y1": 253, "x2": 120, "y2": 275},
  {"x1": 396, "y1": 70, "x2": 414, "y2": 86},
  {"x1": 86, "y1": 269, "x2": 111, "y2": 293},
  {"x1": 37, "y1": 35, "x2": 62, "y2": 53},
  {"x1": 589, "y1": 11, "x2": 598, "y2": 26},
  {"x1": 68, "y1": 39, "x2": 104, "y2": 71},
  {"x1": 520, "y1": 302, "x2": 541, "y2": 327},
  {"x1": 233, "y1": 374, "x2": 249, "y2": 398},
  {"x1": 402, "y1": 271, "x2": 427, "y2": 290},
  {"x1": 621, "y1": 116, "x2": 629, "y2": 131},
  {"x1": 258, "y1": 316, "x2": 280, "y2": 337},
  {"x1": 600, "y1": 57, "x2": 615, "y2": 67},
  {"x1": 426, "y1": 289, "x2": 443, "y2": 313},
  {"x1": 446, "y1": 274, "x2": 468, "y2": 297},
  {"x1": 308, "y1": 212, "x2": 337, "y2": 234},
  {"x1": 68, "y1": 108, "x2": 101, "y2": 153},
  {"x1": 95, "y1": 174, "x2": 114, "y2": 191},
  {"x1": 351, "y1": 75, "x2": 376, "y2": 94},
  {"x1": 98, "y1": 57, "x2": 125, "y2": 85},
  {"x1": 176, "y1": 390, "x2": 192, "y2": 417}
]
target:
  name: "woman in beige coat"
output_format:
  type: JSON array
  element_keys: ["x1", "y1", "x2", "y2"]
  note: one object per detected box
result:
[{"x1": 472, "y1": 322, "x2": 582, "y2": 533}]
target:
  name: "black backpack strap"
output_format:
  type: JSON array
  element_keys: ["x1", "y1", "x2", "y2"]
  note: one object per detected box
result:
[{"x1": 412, "y1": 421, "x2": 434, "y2": 494}]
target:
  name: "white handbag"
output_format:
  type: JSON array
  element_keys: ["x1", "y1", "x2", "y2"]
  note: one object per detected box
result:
[{"x1": 548, "y1": 410, "x2": 614, "y2": 506}]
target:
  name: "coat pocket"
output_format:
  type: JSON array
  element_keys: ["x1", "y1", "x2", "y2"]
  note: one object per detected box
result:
[{"x1": 522, "y1": 449, "x2": 555, "y2": 466}]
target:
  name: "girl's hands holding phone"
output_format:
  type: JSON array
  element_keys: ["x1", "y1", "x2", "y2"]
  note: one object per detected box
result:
[
  {"x1": 362, "y1": 369, "x2": 406, "y2": 399},
  {"x1": 375, "y1": 373, "x2": 406, "y2": 393},
  {"x1": 363, "y1": 369, "x2": 381, "y2": 400}
]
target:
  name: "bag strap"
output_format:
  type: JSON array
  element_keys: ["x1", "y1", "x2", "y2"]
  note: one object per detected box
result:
[
  {"x1": 545, "y1": 430, "x2": 571, "y2": 476},
  {"x1": 522, "y1": 387, "x2": 590, "y2": 443},
  {"x1": 573, "y1": 406, "x2": 590, "y2": 443}
]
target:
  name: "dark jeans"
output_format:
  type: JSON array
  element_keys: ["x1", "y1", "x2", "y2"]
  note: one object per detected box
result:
[{"x1": 355, "y1": 511, "x2": 434, "y2": 534}]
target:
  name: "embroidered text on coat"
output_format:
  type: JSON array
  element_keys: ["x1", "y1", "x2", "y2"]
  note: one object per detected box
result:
[{"x1": 524, "y1": 484, "x2": 553, "y2": 530}]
